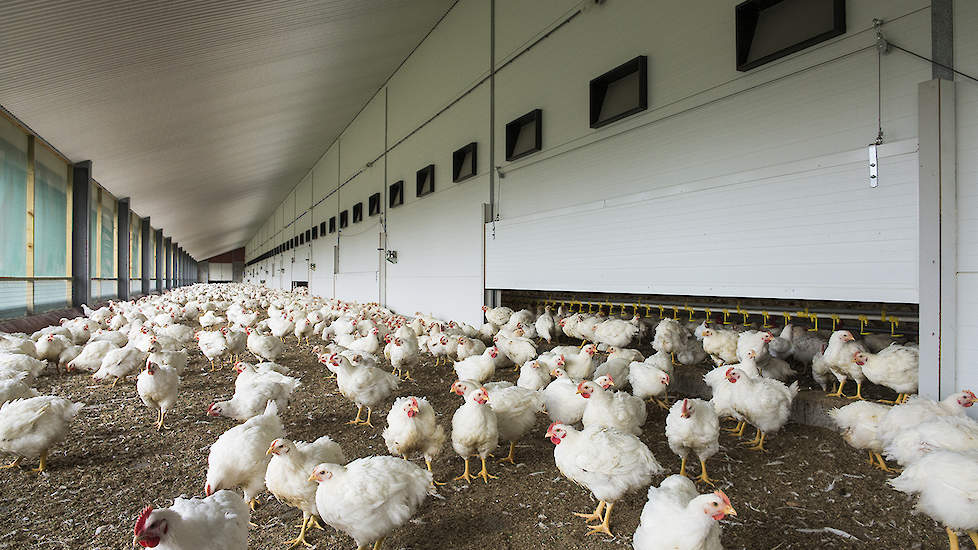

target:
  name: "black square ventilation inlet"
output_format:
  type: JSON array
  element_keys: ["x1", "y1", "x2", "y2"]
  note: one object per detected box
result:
[
  {"x1": 505, "y1": 109, "x2": 542, "y2": 161},
  {"x1": 590, "y1": 56, "x2": 648, "y2": 128},
  {"x1": 735, "y1": 0, "x2": 845, "y2": 71},
  {"x1": 416, "y1": 164, "x2": 435, "y2": 197},
  {"x1": 453, "y1": 142, "x2": 477, "y2": 183}
]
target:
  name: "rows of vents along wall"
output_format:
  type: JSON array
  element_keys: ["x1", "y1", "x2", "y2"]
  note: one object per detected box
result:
[{"x1": 249, "y1": 0, "x2": 846, "y2": 267}]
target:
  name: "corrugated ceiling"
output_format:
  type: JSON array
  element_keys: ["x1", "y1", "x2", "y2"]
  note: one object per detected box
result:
[{"x1": 0, "y1": 0, "x2": 456, "y2": 259}]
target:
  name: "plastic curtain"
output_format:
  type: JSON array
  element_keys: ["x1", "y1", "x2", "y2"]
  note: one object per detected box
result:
[{"x1": 33, "y1": 152, "x2": 67, "y2": 277}]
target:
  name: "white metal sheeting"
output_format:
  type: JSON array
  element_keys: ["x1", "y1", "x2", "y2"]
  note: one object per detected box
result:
[{"x1": 0, "y1": 0, "x2": 455, "y2": 258}]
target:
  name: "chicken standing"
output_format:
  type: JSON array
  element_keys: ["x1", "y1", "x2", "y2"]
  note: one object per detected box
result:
[
  {"x1": 322, "y1": 353, "x2": 399, "y2": 427},
  {"x1": 266, "y1": 436, "x2": 346, "y2": 547},
  {"x1": 828, "y1": 401, "x2": 894, "y2": 472},
  {"x1": 543, "y1": 367, "x2": 588, "y2": 425},
  {"x1": 665, "y1": 398, "x2": 720, "y2": 485},
  {"x1": 725, "y1": 367, "x2": 798, "y2": 451},
  {"x1": 197, "y1": 330, "x2": 228, "y2": 371},
  {"x1": 889, "y1": 450, "x2": 978, "y2": 550},
  {"x1": 208, "y1": 367, "x2": 300, "y2": 421},
  {"x1": 310, "y1": 456, "x2": 435, "y2": 550},
  {"x1": 450, "y1": 387, "x2": 499, "y2": 484},
  {"x1": 131, "y1": 490, "x2": 249, "y2": 550},
  {"x1": 547, "y1": 423, "x2": 663, "y2": 536},
  {"x1": 633, "y1": 475, "x2": 735, "y2": 550},
  {"x1": 206, "y1": 401, "x2": 285, "y2": 510},
  {"x1": 578, "y1": 376, "x2": 647, "y2": 436},
  {"x1": 383, "y1": 396, "x2": 446, "y2": 479},
  {"x1": 137, "y1": 360, "x2": 180, "y2": 431},
  {"x1": 0, "y1": 395, "x2": 83, "y2": 472},
  {"x1": 853, "y1": 343, "x2": 919, "y2": 404}
]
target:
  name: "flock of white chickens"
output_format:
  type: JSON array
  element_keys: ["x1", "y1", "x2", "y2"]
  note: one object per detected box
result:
[{"x1": 0, "y1": 283, "x2": 974, "y2": 550}]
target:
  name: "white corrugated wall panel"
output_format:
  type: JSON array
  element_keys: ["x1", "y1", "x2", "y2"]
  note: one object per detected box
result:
[
  {"x1": 387, "y1": 179, "x2": 487, "y2": 327},
  {"x1": 387, "y1": 0, "x2": 490, "y2": 144},
  {"x1": 335, "y1": 215, "x2": 381, "y2": 304},
  {"x1": 487, "y1": 142, "x2": 918, "y2": 302},
  {"x1": 340, "y1": 91, "x2": 387, "y2": 181},
  {"x1": 296, "y1": 173, "x2": 313, "y2": 214},
  {"x1": 493, "y1": 0, "x2": 579, "y2": 64}
]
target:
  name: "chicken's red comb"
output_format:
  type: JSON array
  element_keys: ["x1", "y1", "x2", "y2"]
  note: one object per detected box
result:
[
  {"x1": 135, "y1": 505, "x2": 153, "y2": 535},
  {"x1": 713, "y1": 490, "x2": 732, "y2": 509},
  {"x1": 966, "y1": 390, "x2": 976, "y2": 399},
  {"x1": 546, "y1": 421, "x2": 558, "y2": 433},
  {"x1": 725, "y1": 367, "x2": 734, "y2": 377}
]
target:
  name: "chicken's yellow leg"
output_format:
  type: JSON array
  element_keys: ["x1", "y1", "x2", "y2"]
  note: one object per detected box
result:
[
  {"x1": 31, "y1": 450, "x2": 48, "y2": 473},
  {"x1": 678, "y1": 456, "x2": 687, "y2": 477},
  {"x1": 452, "y1": 456, "x2": 474, "y2": 483},
  {"x1": 361, "y1": 408, "x2": 375, "y2": 427},
  {"x1": 744, "y1": 432, "x2": 767, "y2": 452},
  {"x1": 372, "y1": 537, "x2": 386, "y2": 550},
  {"x1": 346, "y1": 405, "x2": 364, "y2": 425},
  {"x1": 498, "y1": 441, "x2": 517, "y2": 464},
  {"x1": 967, "y1": 531, "x2": 978, "y2": 548},
  {"x1": 425, "y1": 458, "x2": 446, "y2": 486},
  {"x1": 696, "y1": 459, "x2": 715, "y2": 486},
  {"x1": 573, "y1": 500, "x2": 605, "y2": 523},
  {"x1": 826, "y1": 379, "x2": 847, "y2": 397},
  {"x1": 585, "y1": 501, "x2": 615, "y2": 537},
  {"x1": 866, "y1": 450, "x2": 876, "y2": 466},
  {"x1": 846, "y1": 381, "x2": 865, "y2": 400},
  {"x1": 873, "y1": 452, "x2": 901, "y2": 474},
  {"x1": 947, "y1": 527, "x2": 960, "y2": 550},
  {"x1": 723, "y1": 420, "x2": 745, "y2": 435},
  {"x1": 156, "y1": 409, "x2": 166, "y2": 431},
  {"x1": 477, "y1": 456, "x2": 498, "y2": 483},
  {"x1": 284, "y1": 512, "x2": 314, "y2": 548},
  {"x1": 741, "y1": 428, "x2": 762, "y2": 447},
  {"x1": 0, "y1": 457, "x2": 22, "y2": 469}
]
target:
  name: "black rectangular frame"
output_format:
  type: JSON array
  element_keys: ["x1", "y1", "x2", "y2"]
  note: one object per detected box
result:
[
  {"x1": 589, "y1": 55, "x2": 648, "y2": 129},
  {"x1": 312, "y1": 226, "x2": 318, "y2": 240},
  {"x1": 452, "y1": 142, "x2": 478, "y2": 183},
  {"x1": 368, "y1": 192, "x2": 381, "y2": 216},
  {"x1": 416, "y1": 164, "x2": 435, "y2": 197},
  {"x1": 389, "y1": 181, "x2": 404, "y2": 208},
  {"x1": 505, "y1": 109, "x2": 543, "y2": 162},
  {"x1": 339, "y1": 210, "x2": 349, "y2": 228},
  {"x1": 328, "y1": 216, "x2": 337, "y2": 233},
  {"x1": 352, "y1": 202, "x2": 363, "y2": 223},
  {"x1": 735, "y1": 0, "x2": 846, "y2": 72},
  {"x1": 320, "y1": 221, "x2": 326, "y2": 236}
]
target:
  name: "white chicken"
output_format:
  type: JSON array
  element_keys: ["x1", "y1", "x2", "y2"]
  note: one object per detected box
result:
[
  {"x1": 199, "y1": 310, "x2": 227, "y2": 328},
  {"x1": 823, "y1": 330, "x2": 868, "y2": 399},
  {"x1": 455, "y1": 335, "x2": 486, "y2": 361},
  {"x1": 266, "y1": 436, "x2": 346, "y2": 547},
  {"x1": 206, "y1": 401, "x2": 284, "y2": 509},
  {"x1": 137, "y1": 361, "x2": 180, "y2": 431},
  {"x1": 383, "y1": 396, "x2": 446, "y2": 477},
  {"x1": 594, "y1": 315, "x2": 641, "y2": 349},
  {"x1": 517, "y1": 359, "x2": 552, "y2": 391},
  {"x1": 547, "y1": 423, "x2": 663, "y2": 536},
  {"x1": 724, "y1": 367, "x2": 798, "y2": 451},
  {"x1": 482, "y1": 305, "x2": 513, "y2": 327},
  {"x1": 452, "y1": 347, "x2": 498, "y2": 384},
  {"x1": 701, "y1": 327, "x2": 739, "y2": 366},
  {"x1": 884, "y1": 415, "x2": 978, "y2": 468},
  {"x1": 65, "y1": 340, "x2": 118, "y2": 373},
  {"x1": 666, "y1": 398, "x2": 720, "y2": 485},
  {"x1": 889, "y1": 450, "x2": 978, "y2": 550},
  {"x1": 131, "y1": 490, "x2": 249, "y2": 550},
  {"x1": 454, "y1": 383, "x2": 544, "y2": 465},
  {"x1": 629, "y1": 360, "x2": 672, "y2": 409},
  {"x1": 535, "y1": 306, "x2": 556, "y2": 344},
  {"x1": 0, "y1": 373, "x2": 39, "y2": 405},
  {"x1": 322, "y1": 353, "x2": 399, "y2": 427},
  {"x1": 92, "y1": 345, "x2": 148, "y2": 386},
  {"x1": 0, "y1": 353, "x2": 46, "y2": 383},
  {"x1": 853, "y1": 343, "x2": 919, "y2": 404},
  {"x1": 247, "y1": 327, "x2": 285, "y2": 362},
  {"x1": 268, "y1": 315, "x2": 295, "y2": 340},
  {"x1": 208, "y1": 368, "x2": 300, "y2": 422},
  {"x1": 451, "y1": 387, "x2": 499, "y2": 484},
  {"x1": 221, "y1": 327, "x2": 248, "y2": 364},
  {"x1": 653, "y1": 318, "x2": 688, "y2": 360},
  {"x1": 197, "y1": 330, "x2": 228, "y2": 371},
  {"x1": 558, "y1": 344, "x2": 598, "y2": 380},
  {"x1": 310, "y1": 456, "x2": 435, "y2": 550},
  {"x1": 388, "y1": 336, "x2": 419, "y2": 380},
  {"x1": 543, "y1": 367, "x2": 588, "y2": 425},
  {"x1": 633, "y1": 475, "x2": 735, "y2": 550},
  {"x1": 0, "y1": 395, "x2": 83, "y2": 472},
  {"x1": 578, "y1": 376, "x2": 647, "y2": 436},
  {"x1": 828, "y1": 401, "x2": 894, "y2": 471}
]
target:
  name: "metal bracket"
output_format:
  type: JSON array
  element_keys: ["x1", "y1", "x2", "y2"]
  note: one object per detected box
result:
[
  {"x1": 386, "y1": 250, "x2": 398, "y2": 264},
  {"x1": 868, "y1": 144, "x2": 879, "y2": 188},
  {"x1": 873, "y1": 19, "x2": 889, "y2": 54}
]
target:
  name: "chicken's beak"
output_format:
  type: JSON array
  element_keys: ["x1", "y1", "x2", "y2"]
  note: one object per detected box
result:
[
  {"x1": 575, "y1": 387, "x2": 583, "y2": 395},
  {"x1": 132, "y1": 534, "x2": 142, "y2": 548},
  {"x1": 307, "y1": 473, "x2": 317, "y2": 482},
  {"x1": 725, "y1": 504, "x2": 737, "y2": 516},
  {"x1": 266, "y1": 446, "x2": 275, "y2": 456}
]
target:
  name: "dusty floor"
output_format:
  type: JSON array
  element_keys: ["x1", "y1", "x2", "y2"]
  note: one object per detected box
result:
[{"x1": 0, "y1": 333, "x2": 952, "y2": 550}]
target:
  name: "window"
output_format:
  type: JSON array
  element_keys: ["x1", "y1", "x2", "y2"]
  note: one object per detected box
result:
[
  {"x1": 299, "y1": 233, "x2": 304, "y2": 245},
  {"x1": 416, "y1": 164, "x2": 435, "y2": 197},
  {"x1": 329, "y1": 216, "x2": 336, "y2": 233},
  {"x1": 339, "y1": 210, "x2": 348, "y2": 228},
  {"x1": 368, "y1": 192, "x2": 381, "y2": 216},
  {"x1": 312, "y1": 226, "x2": 318, "y2": 240},
  {"x1": 389, "y1": 181, "x2": 404, "y2": 208},
  {"x1": 304, "y1": 229, "x2": 311, "y2": 242},
  {"x1": 736, "y1": 0, "x2": 846, "y2": 71},
  {"x1": 505, "y1": 109, "x2": 542, "y2": 161},
  {"x1": 320, "y1": 221, "x2": 326, "y2": 236},
  {"x1": 452, "y1": 142, "x2": 477, "y2": 183},
  {"x1": 590, "y1": 56, "x2": 648, "y2": 128},
  {"x1": 352, "y1": 203, "x2": 363, "y2": 223}
]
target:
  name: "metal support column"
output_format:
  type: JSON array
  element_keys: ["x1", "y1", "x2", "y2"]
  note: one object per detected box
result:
[
  {"x1": 918, "y1": 79, "x2": 957, "y2": 400},
  {"x1": 117, "y1": 198, "x2": 130, "y2": 300},
  {"x1": 155, "y1": 229, "x2": 163, "y2": 292},
  {"x1": 164, "y1": 238, "x2": 172, "y2": 290},
  {"x1": 70, "y1": 161, "x2": 92, "y2": 307},
  {"x1": 141, "y1": 218, "x2": 151, "y2": 295}
]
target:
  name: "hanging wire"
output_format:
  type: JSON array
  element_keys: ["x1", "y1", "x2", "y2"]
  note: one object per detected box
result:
[
  {"x1": 872, "y1": 19, "x2": 886, "y2": 145},
  {"x1": 888, "y1": 42, "x2": 978, "y2": 85}
]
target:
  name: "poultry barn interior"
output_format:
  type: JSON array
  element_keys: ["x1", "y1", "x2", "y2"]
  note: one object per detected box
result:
[{"x1": 0, "y1": 1, "x2": 977, "y2": 549}]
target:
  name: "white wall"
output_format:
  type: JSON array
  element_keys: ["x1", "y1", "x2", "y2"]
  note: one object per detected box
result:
[
  {"x1": 208, "y1": 262, "x2": 233, "y2": 282},
  {"x1": 240, "y1": 0, "x2": 976, "y2": 363}
]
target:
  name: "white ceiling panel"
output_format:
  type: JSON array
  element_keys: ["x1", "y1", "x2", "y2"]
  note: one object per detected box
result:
[{"x1": 0, "y1": 0, "x2": 455, "y2": 258}]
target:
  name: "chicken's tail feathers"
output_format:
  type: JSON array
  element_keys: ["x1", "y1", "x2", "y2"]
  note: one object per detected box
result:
[{"x1": 262, "y1": 399, "x2": 280, "y2": 417}]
